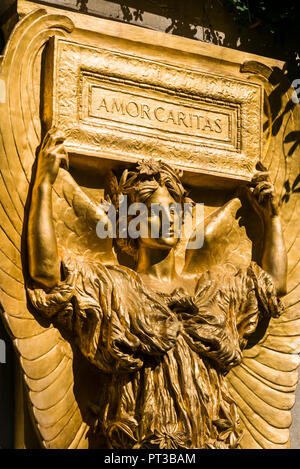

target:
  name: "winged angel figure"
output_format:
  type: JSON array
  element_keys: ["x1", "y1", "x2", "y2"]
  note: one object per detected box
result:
[{"x1": 0, "y1": 9, "x2": 299, "y2": 450}]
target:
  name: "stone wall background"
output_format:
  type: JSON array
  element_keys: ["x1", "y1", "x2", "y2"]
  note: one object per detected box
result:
[
  {"x1": 0, "y1": 0, "x2": 299, "y2": 449},
  {"x1": 0, "y1": 319, "x2": 14, "y2": 449}
]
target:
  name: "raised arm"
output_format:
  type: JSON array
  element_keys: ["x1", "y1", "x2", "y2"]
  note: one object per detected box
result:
[
  {"x1": 247, "y1": 162, "x2": 287, "y2": 296},
  {"x1": 28, "y1": 129, "x2": 68, "y2": 289}
]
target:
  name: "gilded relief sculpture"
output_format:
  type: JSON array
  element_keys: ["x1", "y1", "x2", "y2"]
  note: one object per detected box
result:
[
  {"x1": 26, "y1": 132, "x2": 287, "y2": 449},
  {"x1": 0, "y1": 4, "x2": 299, "y2": 449}
]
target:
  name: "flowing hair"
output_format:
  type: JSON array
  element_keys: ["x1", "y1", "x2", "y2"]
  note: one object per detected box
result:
[{"x1": 106, "y1": 159, "x2": 188, "y2": 259}]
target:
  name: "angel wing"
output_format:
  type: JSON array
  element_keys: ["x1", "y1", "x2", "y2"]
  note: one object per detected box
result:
[
  {"x1": 1, "y1": 7, "x2": 299, "y2": 451},
  {"x1": 54, "y1": 168, "x2": 117, "y2": 266},
  {"x1": 184, "y1": 60, "x2": 300, "y2": 449},
  {"x1": 0, "y1": 8, "x2": 112, "y2": 449},
  {"x1": 183, "y1": 196, "x2": 254, "y2": 276}
]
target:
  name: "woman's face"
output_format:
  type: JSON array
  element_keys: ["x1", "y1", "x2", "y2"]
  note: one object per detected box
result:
[{"x1": 137, "y1": 185, "x2": 181, "y2": 250}]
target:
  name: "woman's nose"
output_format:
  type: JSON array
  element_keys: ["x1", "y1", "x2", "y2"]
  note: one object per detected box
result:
[
  {"x1": 160, "y1": 205, "x2": 172, "y2": 224},
  {"x1": 159, "y1": 205, "x2": 176, "y2": 238}
]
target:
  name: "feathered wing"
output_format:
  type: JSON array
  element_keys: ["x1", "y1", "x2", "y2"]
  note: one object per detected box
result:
[
  {"x1": 1, "y1": 9, "x2": 299, "y2": 451},
  {"x1": 53, "y1": 168, "x2": 117, "y2": 265},
  {"x1": 185, "y1": 61, "x2": 300, "y2": 449},
  {"x1": 183, "y1": 196, "x2": 254, "y2": 277},
  {"x1": 0, "y1": 8, "x2": 102, "y2": 449},
  {"x1": 226, "y1": 61, "x2": 300, "y2": 449}
]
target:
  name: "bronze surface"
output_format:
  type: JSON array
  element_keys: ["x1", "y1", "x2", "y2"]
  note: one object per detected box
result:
[{"x1": 0, "y1": 1, "x2": 299, "y2": 449}]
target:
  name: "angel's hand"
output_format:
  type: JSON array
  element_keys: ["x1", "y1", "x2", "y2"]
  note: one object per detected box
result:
[
  {"x1": 35, "y1": 128, "x2": 69, "y2": 186},
  {"x1": 246, "y1": 162, "x2": 279, "y2": 221}
]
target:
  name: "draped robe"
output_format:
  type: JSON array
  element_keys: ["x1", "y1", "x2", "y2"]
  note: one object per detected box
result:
[{"x1": 28, "y1": 250, "x2": 283, "y2": 449}]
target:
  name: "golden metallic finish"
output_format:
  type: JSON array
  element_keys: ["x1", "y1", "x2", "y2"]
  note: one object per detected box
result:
[
  {"x1": 43, "y1": 35, "x2": 262, "y2": 187},
  {"x1": 0, "y1": 1, "x2": 299, "y2": 449}
]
